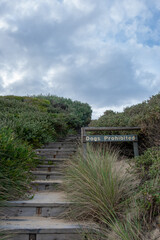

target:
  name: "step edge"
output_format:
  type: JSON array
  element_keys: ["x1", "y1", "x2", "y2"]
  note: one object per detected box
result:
[{"x1": 3, "y1": 202, "x2": 72, "y2": 207}]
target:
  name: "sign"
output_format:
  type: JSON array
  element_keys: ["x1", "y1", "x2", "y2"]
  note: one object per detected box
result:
[
  {"x1": 85, "y1": 135, "x2": 138, "y2": 142},
  {"x1": 81, "y1": 127, "x2": 140, "y2": 157}
]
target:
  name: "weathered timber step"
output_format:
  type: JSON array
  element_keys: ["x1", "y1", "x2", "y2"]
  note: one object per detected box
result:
[
  {"x1": 31, "y1": 171, "x2": 63, "y2": 180},
  {"x1": 36, "y1": 153, "x2": 74, "y2": 158},
  {"x1": 36, "y1": 158, "x2": 69, "y2": 161},
  {"x1": 31, "y1": 180, "x2": 63, "y2": 191},
  {"x1": 36, "y1": 148, "x2": 77, "y2": 153},
  {"x1": 0, "y1": 217, "x2": 91, "y2": 240},
  {"x1": 58, "y1": 138, "x2": 80, "y2": 142},
  {"x1": 35, "y1": 165, "x2": 64, "y2": 172},
  {"x1": 36, "y1": 158, "x2": 69, "y2": 165},
  {"x1": 43, "y1": 142, "x2": 78, "y2": 148},
  {"x1": 1, "y1": 192, "x2": 71, "y2": 218},
  {"x1": 37, "y1": 161, "x2": 69, "y2": 166}
]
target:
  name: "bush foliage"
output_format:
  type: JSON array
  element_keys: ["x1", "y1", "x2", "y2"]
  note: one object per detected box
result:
[
  {"x1": 0, "y1": 128, "x2": 37, "y2": 202},
  {"x1": 0, "y1": 95, "x2": 92, "y2": 146}
]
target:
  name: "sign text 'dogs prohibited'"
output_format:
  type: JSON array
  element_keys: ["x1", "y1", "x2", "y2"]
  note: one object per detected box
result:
[{"x1": 85, "y1": 135, "x2": 138, "y2": 142}]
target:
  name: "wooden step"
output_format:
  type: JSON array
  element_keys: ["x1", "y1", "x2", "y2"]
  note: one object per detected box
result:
[
  {"x1": 31, "y1": 180, "x2": 63, "y2": 191},
  {"x1": 36, "y1": 148, "x2": 77, "y2": 153},
  {"x1": 36, "y1": 158, "x2": 69, "y2": 165},
  {"x1": 35, "y1": 158, "x2": 69, "y2": 161},
  {"x1": 43, "y1": 143, "x2": 78, "y2": 149},
  {"x1": 1, "y1": 192, "x2": 71, "y2": 218},
  {"x1": 0, "y1": 217, "x2": 92, "y2": 240},
  {"x1": 35, "y1": 165, "x2": 63, "y2": 172},
  {"x1": 36, "y1": 152, "x2": 74, "y2": 158},
  {"x1": 31, "y1": 171, "x2": 63, "y2": 180}
]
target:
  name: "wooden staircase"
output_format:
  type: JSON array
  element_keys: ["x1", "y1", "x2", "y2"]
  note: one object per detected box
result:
[{"x1": 0, "y1": 135, "x2": 92, "y2": 240}]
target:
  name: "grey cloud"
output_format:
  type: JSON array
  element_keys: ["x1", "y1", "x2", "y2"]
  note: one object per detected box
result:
[
  {"x1": 59, "y1": 51, "x2": 151, "y2": 107},
  {"x1": 7, "y1": 77, "x2": 47, "y2": 96},
  {"x1": 0, "y1": 0, "x2": 160, "y2": 118}
]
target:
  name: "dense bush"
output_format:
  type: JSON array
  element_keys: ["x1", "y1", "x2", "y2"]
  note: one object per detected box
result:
[
  {"x1": 0, "y1": 128, "x2": 37, "y2": 202},
  {"x1": 38, "y1": 95, "x2": 92, "y2": 129},
  {"x1": 90, "y1": 93, "x2": 160, "y2": 131},
  {"x1": 0, "y1": 95, "x2": 92, "y2": 147}
]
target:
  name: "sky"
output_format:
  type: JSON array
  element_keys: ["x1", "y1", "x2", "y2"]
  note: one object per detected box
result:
[{"x1": 0, "y1": 0, "x2": 160, "y2": 119}]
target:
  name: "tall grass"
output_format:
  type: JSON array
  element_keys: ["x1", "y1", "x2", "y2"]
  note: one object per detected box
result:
[
  {"x1": 64, "y1": 145, "x2": 138, "y2": 222},
  {"x1": 63, "y1": 145, "x2": 146, "y2": 239},
  {"x1": 101, "y1": 217, "x2": 143, "y2": 240}
]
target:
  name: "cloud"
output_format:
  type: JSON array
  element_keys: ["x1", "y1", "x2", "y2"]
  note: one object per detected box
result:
[{"x1": 0, "y1": 0, "x2": 160, "y2": 118}]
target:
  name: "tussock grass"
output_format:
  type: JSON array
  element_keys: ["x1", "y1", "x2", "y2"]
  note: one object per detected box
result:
[
  {"x1": 107, "y1": 219, "x2": 143, "y2": 240},
  {"x1": 64, "y1": 145, "x2": 137, "y2": 223},
  {"x1": 63, "y1": 145, "x2": 147, "y2": 239},
  {"x1": 91, "y1": 217, "x2": 144, "y2": 240}
]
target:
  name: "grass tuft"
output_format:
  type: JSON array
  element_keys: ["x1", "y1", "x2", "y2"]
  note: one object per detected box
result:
[{"x1": 64, "y1": 145, "x2": 137, "y2": 223}]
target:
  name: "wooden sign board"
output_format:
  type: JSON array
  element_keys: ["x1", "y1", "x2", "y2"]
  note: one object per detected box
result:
[
  {"x1": 81, "y1": 127, "x2": 140, "y2": 157},
  {"x1": 85, "y1": 135, "x2": 138, "y2": 142}
]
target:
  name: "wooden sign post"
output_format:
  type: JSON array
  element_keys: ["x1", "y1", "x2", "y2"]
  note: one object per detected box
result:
[{"x1": 81, "y1": 127, "x2": 141, "y2": 158}]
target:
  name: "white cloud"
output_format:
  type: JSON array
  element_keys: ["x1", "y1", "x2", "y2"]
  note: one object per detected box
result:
[
  {"x1": 43, "y1": 65, "x2": 67, "y2": 89},
  {"x1": 0, "y1": 0, "x2": 160, "y2": 119},
  {"x1": 0, "y1": 18, "x2": 18, "y2": 32},
  {"x1": 0, "y1": 67, "x2": 26, "y2": 88},
  {"x1": 91, "y1": 99, "x2": 140, "y2": 119},
  {"x1": 0, "y1": 19, "x2": 9, "y2": 30},
  {"x1": 64, "y1": 0, "x2": 94, "y2": 13}
]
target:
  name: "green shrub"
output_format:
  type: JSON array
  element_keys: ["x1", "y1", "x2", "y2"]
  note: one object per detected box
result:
[
  {"x1": 38, "y1": 95, "x2": 92, "y2": 129},
  {"x1": 134, "y1": 147, "x2": 160, "y2": 221},
  {"x1": 134, "y1": 147, "x2": 160, "y2": 179},
  {"x1": 0, "y1": 95, "x2": 92, "y2": 147},
  {"x1": 0, "y1": 128, "x2": 37, "y2": 201},
  {"x1": 136, "y1": 178, "x2": 160, "y2": 221}
]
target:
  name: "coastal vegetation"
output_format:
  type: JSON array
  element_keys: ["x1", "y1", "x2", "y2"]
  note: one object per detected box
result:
[
  {"x1": 0, "y1": 93, "x2": 159, "y2": 239},
  {"x1": 0, "y1": 95, "x2": 92, "y2": 146},
  {"x1": 64, "y1": 145, "x2": 160, "y2": 239},
  {"x1": 64, "y1": 93, "x2": 160, "y2": 239}
]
